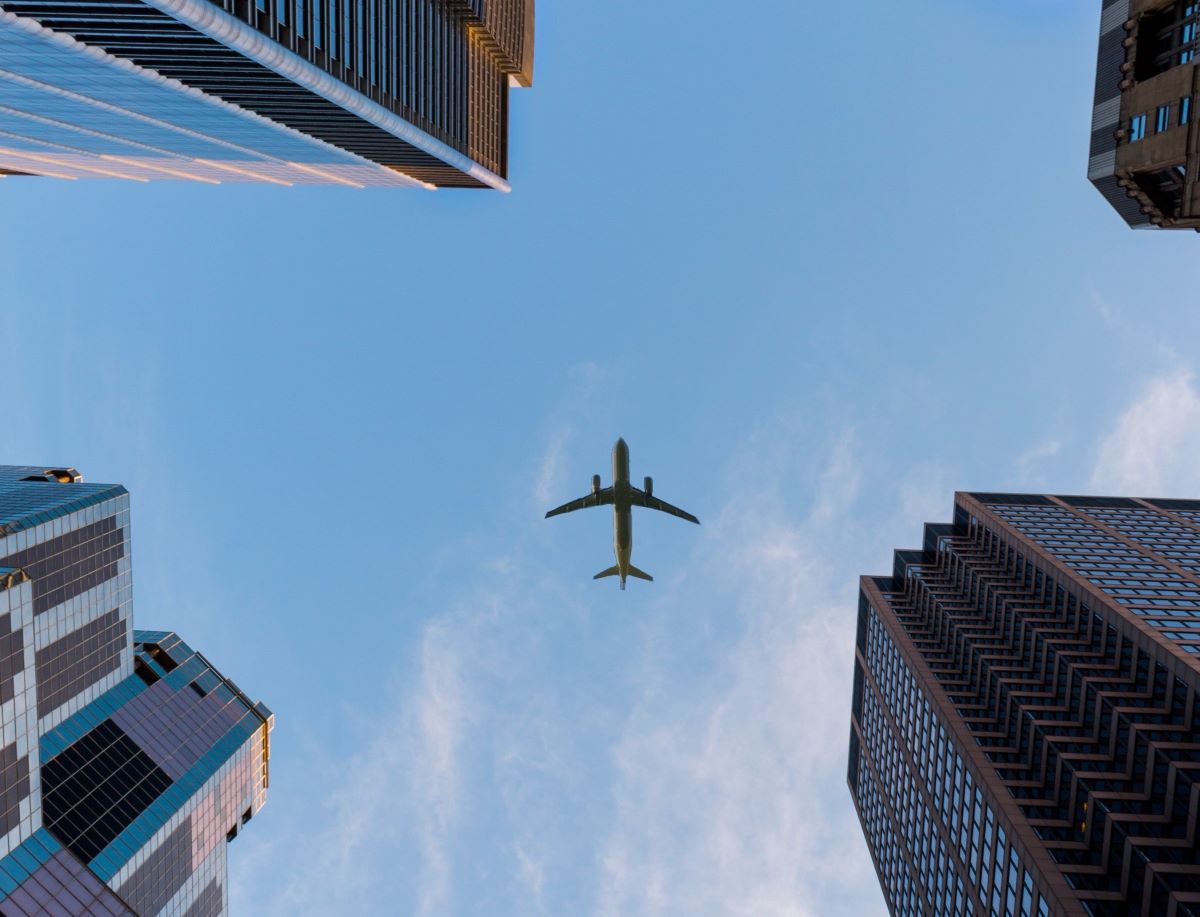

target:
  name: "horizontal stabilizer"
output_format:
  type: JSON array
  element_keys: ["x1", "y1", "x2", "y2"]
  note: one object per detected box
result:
[
  {"x1": 627, "y1": 565, "x2": 653, "y2": 582},
  {"x1": 594, "y1": 566, "x2": 620, "y2": 579}
]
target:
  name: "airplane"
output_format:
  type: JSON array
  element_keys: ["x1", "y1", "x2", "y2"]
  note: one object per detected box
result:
[{"x1": 544, "y1": 438, "x2": 699, "y2": 589}]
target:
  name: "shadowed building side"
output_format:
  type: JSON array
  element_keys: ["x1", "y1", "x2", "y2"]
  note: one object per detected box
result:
[{"x1": 849, "y1": 491, "x2": 1200, "y2": 916}]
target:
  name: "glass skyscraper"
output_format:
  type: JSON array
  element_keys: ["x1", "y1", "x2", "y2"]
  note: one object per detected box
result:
[
  {"x1": 0, "y1": 466, "x2": 271, "y2": 916},
  {"x1": 0, "y1": 0, "x2": 532, "y2": 188},
  {"x1": 849, "y1": 492, "x2": 1200, "y2": 916}
]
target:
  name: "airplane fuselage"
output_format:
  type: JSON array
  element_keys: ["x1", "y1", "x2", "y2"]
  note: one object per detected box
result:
[
  {"x1": 611, "y1": 438, "x2": 634, "y2": 583},
  {"x1": 543, "y1": 436, "x2": 697, "y2": 589}
]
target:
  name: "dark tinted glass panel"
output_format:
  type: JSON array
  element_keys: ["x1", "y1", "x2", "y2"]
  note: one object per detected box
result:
[
  {"x1": 181, "y1": 879, "x2": 223, "y2": 917},
  {"x1": 35, "y1": 609, "x2": 126, "y2": 717},
  {"x1": 42, "y1": 719, "x2": 172, "y2": 863},
  {"x1": 0, "y1": 516, "x2": 124, "y2": 614},
  {"x1": 0, "y1": 614, "x2": 24, "y2": 705},
  {"x1": 117, "y1": 817, "x2": 193, "y2": 916}
]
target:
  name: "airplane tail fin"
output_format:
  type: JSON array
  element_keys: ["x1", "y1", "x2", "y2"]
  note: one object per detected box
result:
[{"x1": 594, "y1": 565, "x2": 653, "y2": 589}]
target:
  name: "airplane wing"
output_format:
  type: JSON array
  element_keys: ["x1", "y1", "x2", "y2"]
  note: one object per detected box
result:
[
  {"x1": 629, "y1": 489, "x2": 700, "y2": 524},
  {"x1": 545, "y1": 488, "x2": 615, "y2": 518}
]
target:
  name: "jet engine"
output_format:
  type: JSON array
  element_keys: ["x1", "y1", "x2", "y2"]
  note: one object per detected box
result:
[
  {"x1": 644, "y1": 476, "x2": 653, "y2": 496},
  {"x1": 592, "y1": 474, "x2": 602, "y2": 494}
]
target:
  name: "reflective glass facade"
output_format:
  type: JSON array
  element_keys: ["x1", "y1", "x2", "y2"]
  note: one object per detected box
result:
[
  {"x1": 850, "y1": 492, "x2": 1200, "y2": 916},
  {"x1": 0, "y1": 0, "x2": 532, "y2": 188},
  {"x1": 0, "y1": 466, "x2": 271, "y2": 916}
]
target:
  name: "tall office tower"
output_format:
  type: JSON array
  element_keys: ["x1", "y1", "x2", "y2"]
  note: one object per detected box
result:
[
  {"x1": 0, "y1": 0, "x2": 533, "y2": 188},
  {"x1": 848, "y1": 492, "x2": 1200, "y2": 917},
  {"x1": 1090, "y1": 0, "x2": 1200, "y2": 229},
  {"x1": 0, "y1": 466, "x2": 272, "y2": 916}
]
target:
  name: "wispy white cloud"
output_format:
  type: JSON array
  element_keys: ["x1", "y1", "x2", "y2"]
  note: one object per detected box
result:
[
  {"x1": 534, "y1": 427, "x2": 571, "y2": 509},
  {"x1": 515, "y1": 843, "x2": 547, "y2": 911},
  {"x1": 1088, "y1": 285, "x2": 1118, "y2": 328},
  {"x1": 1016, "y1": 437, "x2": 1061, "y2": 479},
  {"x1": 239, "y1": 420, "x2": 925, "y2": 917},
  {"x1": 237, "y1": 616, "x2": 471, "y2": 917},
  {"x1": 595, "y1": 429, "x2": 887, "y2": 917},
  {"x1": 1090, "y1": 368, "x2": 1200, "y2": 496},
  {"x1": 412, "y1": 623, "x2": 470, "y2": 917},
  {"x1": 229, "y1": 365, "x2": 1200, "y2": 917},
  {"x1": 238, "y1": 431, "x2": 579, "y2": 917}
]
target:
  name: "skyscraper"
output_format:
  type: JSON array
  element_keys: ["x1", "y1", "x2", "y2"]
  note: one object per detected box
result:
[
  {"x1": 0, "y1": 466, "x2": 271, "y2": 916},
  {"x1": 848, "y1": 492, "x2": 1200, "y2": 917},
  {"x1": 1090, "y1": 0, "x2": 1200, "y2": 229},
  {"x1": 0, "y1": 0, "x2": 533, "y2": 188}
]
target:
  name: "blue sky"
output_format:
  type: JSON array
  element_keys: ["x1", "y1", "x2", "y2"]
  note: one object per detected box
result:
[{"x1": 4, "y1": 0, "x2": 1200, "y2": 914}]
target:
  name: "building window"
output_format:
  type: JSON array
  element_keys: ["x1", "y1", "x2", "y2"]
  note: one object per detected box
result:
[
  {"x1": 1138, "y1": 1, "x2": 1200, "y2": 77},
  {"x1": 356, "y1": 0, "x2": 364, "y2": 77},
  {"x1": 1182, "y1": 97, "x2": 1192, "y2": 125},
  {"x1": 1158, "y1": 105, "x2": 1172, "y2": 132},
  {"x1": 329, "y1": 0, "x2": 337, "y2": 58},
  {"x1": 1131, "y1": 113, "x2": 1148, "y2": 141}
]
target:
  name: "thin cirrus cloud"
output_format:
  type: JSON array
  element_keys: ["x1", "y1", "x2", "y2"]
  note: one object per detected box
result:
[
  {"x1": 1089, "y1": 368, "x2": 1200, "y2": 497},
  {"x1": 236, "y1": 615, "x2": 474, "y2": 917},
  {"x1": 596, "y1": 431, "x2": 892, "y2": 917},
  {"x1": 235, "y1": 424, "x2": 965, "y2": 917},
  {"x1": 230, "y1": 371, "x2": 1200, "y2": 916}
]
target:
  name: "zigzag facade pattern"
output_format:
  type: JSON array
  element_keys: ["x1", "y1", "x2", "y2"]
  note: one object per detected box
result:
[{"x1": 850, "y1": 493, "x2": 1200, "y2": 917}]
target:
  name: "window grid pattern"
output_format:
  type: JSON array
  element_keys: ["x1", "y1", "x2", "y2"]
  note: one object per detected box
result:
[
  {"x1": 0, "y1": 833, "x2": 133, "y2": 915},
  {"x1": 181, "y1": 877, "x2": 222, "y2": 917},
  {"x1": 0, "y1": 472, "x2": 126, "y2": 538},
  {"x1": 0, "y1": 14, "x2": 431, "y2": 187},
  {"x1": 191, "y1": 0, "x2": 524, "y2": 175},
  {"x1": 34, "y1": 609, "x2": 127, "y2": 720},
  {"x1": 0, "y1": 581, "x2": 41, "y2": 865},
  {"x1": 109, "y1": 734, "x2": 260, "y2": 914},
  {"x1": 40, "y1": 718, "x2": 173, "y2": 864},
  {"x1": 990, "y1": 501, "x2": 1200, "y2": 654},
  {"x1": 851, "y1": 607, "x2": 1051, "y2": 917},
  {"x1": 0, "y1": 468, "x2": 270, "y2": 916},
  {"x1": 0, "y1": 516, "x2": 124, "y2": 617},
  {"x1": 862, "y1": 500, "x2": 1200, "y2": 915},
  {"x1": 1136, "y1": 0, "x2": 1200, "y2": 76},
  {"x1": 116, "y1": 817, "x2": 193, "y2": 916},
  {"x1": 2, "y1": 0, "x2": 530, "y2": 185}
]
